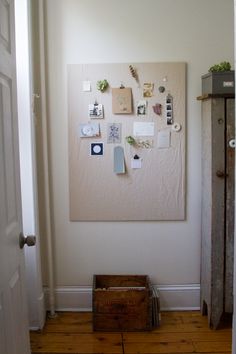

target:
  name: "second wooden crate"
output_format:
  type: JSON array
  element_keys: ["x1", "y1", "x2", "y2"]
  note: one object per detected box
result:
[{"x1": 93, "y1": 274, "x2": 152, "y2": 331}]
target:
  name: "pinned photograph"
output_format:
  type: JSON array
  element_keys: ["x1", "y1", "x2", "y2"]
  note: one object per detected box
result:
[
  {"x1": 90, "y1": 142, "x2": 104, "y2": 156},
  {"x1": 137, "y1": 100, "x2": 147, "y2": 115},
  {"x1": 143, "y1": 83, "x2": 154, "y2": 98},
  {"x1": 107, "y1": 123, "x2": 121, "y2": 144},
  {"x1": 166, "y1": 111, "x2": 173, "y2": 125},
  {"x1": 166, "y1": 94, "x2": 173, "y2": 125},
  {"x1": 88, "y1": 103, "x2": 104, "y2": 119},
  {"x1": 79, "y1": 123, "x2": 100, "y2": 137}
]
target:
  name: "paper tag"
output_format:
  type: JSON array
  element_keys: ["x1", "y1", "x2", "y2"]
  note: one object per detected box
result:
[
  {"x1": 131, "y1": 158, "x2": 142, "y2": 169},
  {"x1": 223, "y1": 81, "x2": 234, "y2": 87}
]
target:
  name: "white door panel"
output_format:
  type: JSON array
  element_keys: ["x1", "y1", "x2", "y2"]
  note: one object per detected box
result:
[{"x1": 0, "y1": 0, "x2": 31, "y2": 353}]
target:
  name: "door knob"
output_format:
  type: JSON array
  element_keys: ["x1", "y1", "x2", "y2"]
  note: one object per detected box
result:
[
  {"x1": 229, "y1": 139, "x2": 236, "y2": 148},
  {"x1": 19, "y1": 232, "x2": 36, "y2": 249},
  {"x1": 216, "y1": 170, "x2": 228, "y2": 178}
]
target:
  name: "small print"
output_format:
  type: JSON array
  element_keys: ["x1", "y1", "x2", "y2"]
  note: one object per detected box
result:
[
  {"x1": 88, "y1": 103, "x2": 104, "y2": 119},
  {"x1": 107, "y1": 123, "x2": 121, "y2": 144},
  {"x1": 143, "y1": 83, "x2": 154, "y2": 98},
  {"x1": 90, "y1": 142, "x2": 104, "y2": 156}
]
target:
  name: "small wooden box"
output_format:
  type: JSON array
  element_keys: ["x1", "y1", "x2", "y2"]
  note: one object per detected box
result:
[{"x1": 93, "y1": 275, "x2": 152, "y2": 331}]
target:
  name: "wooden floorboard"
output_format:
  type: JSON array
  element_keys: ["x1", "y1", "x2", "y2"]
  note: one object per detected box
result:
[{"x1": 30, "y1": 311, "x2": 232, "y2": 354}]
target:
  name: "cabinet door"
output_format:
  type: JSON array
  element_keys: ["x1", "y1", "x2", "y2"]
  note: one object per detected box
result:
[
  {"x1": 201, "y1": 98, "x2": 225, "y2": 329},
  {"x1": 210, "y1": 98, "x2": 225, "y2": 328},
  {"x1": 225, "y1": 98, "x2": 235, "y2": 313}
]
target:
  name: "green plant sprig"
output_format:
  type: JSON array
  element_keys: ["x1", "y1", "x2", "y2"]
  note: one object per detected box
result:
[{"x1": 208, "y1": 61, "x2": 231, "y2": 72}]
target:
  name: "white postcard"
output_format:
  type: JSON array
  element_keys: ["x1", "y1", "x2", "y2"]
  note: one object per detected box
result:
[
  {"x1": 133, "y1": 122, "x2": 155, "y2": 137},
  {"x1": 79, "y1": 123, "x2": 100, "y2": 137}
]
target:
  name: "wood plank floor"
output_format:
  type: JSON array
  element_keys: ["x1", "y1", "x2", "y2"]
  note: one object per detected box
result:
[{"x1": 30, "y1": 311, "x2": 232, "y2": 354}]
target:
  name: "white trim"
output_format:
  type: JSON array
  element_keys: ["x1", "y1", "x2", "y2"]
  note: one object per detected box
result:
[
  {"x1": 29, "y1": 292, "x2": 46, "y2": 330},
  {"x1": 37, "y1": 292, "x2": 46, "y2": 329},
  {"x1": 44, "y1": 284, "x2": 200, "y2": 312},
  {"x1": 157, "y1": 284, "x2": 200, "y2": 311},
  {"x1": 44, "y1": 286, "x2": 92, "y2": 312},
  {"x1": 38, "y1": 0, "x2": 56, "y2": 318}
]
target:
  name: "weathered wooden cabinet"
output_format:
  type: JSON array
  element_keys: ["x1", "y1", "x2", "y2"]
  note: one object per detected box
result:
[{"x1": 199, "y1": 94, "x2": 235, "y2": 329}]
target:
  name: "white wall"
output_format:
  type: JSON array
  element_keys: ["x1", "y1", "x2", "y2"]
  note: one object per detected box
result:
[{"x1": 41, "y1": 0, "x2": 234, "y2": 310}]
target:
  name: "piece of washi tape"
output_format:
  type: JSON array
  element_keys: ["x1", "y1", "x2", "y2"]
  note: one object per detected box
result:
[{"x1": 114, "y1": 146, "x2": 125, "y2": 174}]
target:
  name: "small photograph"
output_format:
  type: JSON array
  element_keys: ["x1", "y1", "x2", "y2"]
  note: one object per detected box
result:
[
  {"x1": 107, "y1": 123, "x2": 121, "y2": 144},
  {"x1": 137, "y1": 100, "x2": 147, "y2": 116},
  {"x1": 166, "y1": 94, "x2": 173, "y2": 105},
  {"x1": 79, "y1": 123, "x2": 100, "y2": 137},
  {"x1": 88, "y1": 103, "x2": 104, "y2": 119},
  {"x1": 90, "y1": 142, "x2": 104, "y2": 156},
  {"x1": 143, "y1": 83, "x2": 154, "y2": 98}
]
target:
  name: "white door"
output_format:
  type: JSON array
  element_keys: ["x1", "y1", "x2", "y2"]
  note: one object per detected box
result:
[{"x1": 0, "y1": 0, "x2": 31, "y2": 353}]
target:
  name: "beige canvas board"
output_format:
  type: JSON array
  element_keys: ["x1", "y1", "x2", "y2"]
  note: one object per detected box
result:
[{"x1": 68, "y1": 62, "x2": 186, "y2": 221}]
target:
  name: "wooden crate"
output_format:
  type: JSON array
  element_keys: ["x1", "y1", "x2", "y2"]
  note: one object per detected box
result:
[
  {"x1": 93, "y1": 275, "x2": 152, "y2": 331},
  {"x1": 202, "y1": 71, "x2": 235, "y2": 95}
]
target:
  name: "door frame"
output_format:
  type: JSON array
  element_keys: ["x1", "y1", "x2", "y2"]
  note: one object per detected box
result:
[{"x1": 15, "y1": 0, "x2": 45, "y2": 330}]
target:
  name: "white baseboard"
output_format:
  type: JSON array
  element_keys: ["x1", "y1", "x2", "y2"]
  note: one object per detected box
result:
[
  {"x1": 157, "y1": 284, "x2": 200, "y2": 311},
  {"x1": 44, "y1": 284, "x2": 200, "y2": 312}
]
